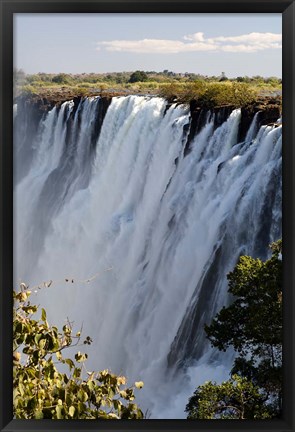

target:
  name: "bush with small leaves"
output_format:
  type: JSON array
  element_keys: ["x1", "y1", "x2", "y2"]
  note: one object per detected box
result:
[
  {"x1": 52, "y1": 73, "x2": 73, "y2": 85},
  {"x1": 128, "y1": 71, "x2": 149, "y2": 83},
  {"x1": 13, "y1": 288, "x2": 144, "y2": 419},
  {"x1": 186, "y1": 375, "x2": 272, "y2": 420}
]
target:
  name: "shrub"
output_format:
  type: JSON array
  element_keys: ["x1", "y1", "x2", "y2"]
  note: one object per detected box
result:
[
  {"x1": 13, "y1": 287, "x2": 144, "y2": 419},
  {"x1": 52, "y1": 74, "x2": 73, "y2": 85},
  {"x1": 128, "y1": 71, "x2": 149, "y2": 83},
  {"x1": 186, "y1": 375, "x2": 272, "y2": 419},
  {"x1": 20, "y1": 85, "x2": 37, "y2": 95}
]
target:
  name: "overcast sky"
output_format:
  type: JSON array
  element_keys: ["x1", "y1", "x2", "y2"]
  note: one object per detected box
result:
[{"x1": 14, "y1": 13, "x2": 282, "y2": 77}]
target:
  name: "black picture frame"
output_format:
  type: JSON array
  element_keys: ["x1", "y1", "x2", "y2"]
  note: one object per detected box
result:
[{"x1": 0, "y1": 1, "x2": 294, "y2": 431}]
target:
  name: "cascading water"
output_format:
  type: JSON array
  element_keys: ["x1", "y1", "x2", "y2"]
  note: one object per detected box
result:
[{"x1": 14, "y1": 95, "x2": 282, "y2": 418}]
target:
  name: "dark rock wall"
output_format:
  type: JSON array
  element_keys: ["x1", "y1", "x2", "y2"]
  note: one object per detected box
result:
[
  {"x1": 15, "y1": 94, "x2": 281, "y2": 168},
  {"x1": 184, "y1": 97, "x2": 281, "y2": 156}
]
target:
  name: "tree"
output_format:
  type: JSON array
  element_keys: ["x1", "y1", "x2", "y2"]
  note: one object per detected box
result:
[
  {"x1": 187, "y1": 240, "x2": 282, "y2": 419},
  {"x1": 205, "y1": 241, "x2": 282, "y2": 348},
  {"x1": 186, "y1": 375, "x2": 272, "y2": 419},
  {"x1": 219, "y1": 72, "x2": 228, "y2": 82},
  {"x1": 128, "y1": 71, "x2": 148, "y2": 83},
  {"x1": 52, "y1": 73, "x2": 73, "y2": 85},
  {"x1": 205, "y1": 240, "x2": 282, "y2": 393},
  {"x1": 13, "y1": 287, "x2": 144, "y2": 419}
]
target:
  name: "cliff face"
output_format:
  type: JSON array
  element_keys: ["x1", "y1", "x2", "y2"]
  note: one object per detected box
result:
[
  {"x1": 15, "y1": 93, "x2": 281, "y2": 162},
  {"x1": 15, "y1": 93, "x2": 113, "y2": 117},
  {"x1": 14, "y1": 96, "x2": 47, "y2": 182},
  {"x1": 239, "y1": 99, "x2": 281, "y2": 142},
  {"x1": 184, "y1": 97, "x2": 281, "y2": 156},
  {"x1": 14, "y1": 95, "x2": 114, "y2": 186}
]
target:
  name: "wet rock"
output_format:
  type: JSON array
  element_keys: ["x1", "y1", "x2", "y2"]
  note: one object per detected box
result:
[{"x1": 238, "y1": 100, "x2": 281, "y2": 142}]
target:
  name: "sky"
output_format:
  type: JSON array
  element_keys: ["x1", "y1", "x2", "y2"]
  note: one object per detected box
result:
[{"x1": 14, "y1": 13, "x2": 282, "y2": 78}]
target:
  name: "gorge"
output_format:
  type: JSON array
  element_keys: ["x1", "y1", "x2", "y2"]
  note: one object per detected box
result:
[{"x1": 13, "y1": 94, "x2": 282, "y2": 418}]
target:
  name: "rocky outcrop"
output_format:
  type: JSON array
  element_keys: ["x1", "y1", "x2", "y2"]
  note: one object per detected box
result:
[
  {"x1": 184, "y1": 96, "x2": 282, "y2": 156},
  {"x1": 238, "y1": 98, "x2": 281, "y2": 143},
  {"x1": 13, "y1": 96, "x2": 48, "y2": 182},
  {"x1": 14, "y1": 94, "x2": 114, "y2": 183},
  {"x1": 184, "y1": 103, "x2": 236, "y2": 156},
  {"x1": 15, "y1": 93, "x2": 112, "y2": 145},
  {"x1": 90, "y1": 96, "x2": 112, "y2": 150},
  {"x1": 14, "y1": 88, "x2": 133, "y2": 112},
  {"x1": 15, "y1": 93, "x2": 282, "y2": 161}
]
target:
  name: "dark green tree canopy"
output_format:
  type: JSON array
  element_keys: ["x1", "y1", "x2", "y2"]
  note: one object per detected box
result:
[
  {"x1": 187, "y1": 240, "x2": 282, "y2": 420},
  {"x1": 52, "y1": 73, "x2": 73, "y2": 85},
  {"x1": 128, "y1": 71, "x2": 149, "y2": 83},
  {"x1": 186, "y1": 375, "x2": 272, "y2": 420},
  {"x1": 205, "y1": 240, "x2": 282, "y2": 361}
]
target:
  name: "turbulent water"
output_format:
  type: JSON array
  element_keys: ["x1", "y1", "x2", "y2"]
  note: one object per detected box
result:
[{"x1": 14, "y1": 95, "x2": 282, "y2": 418}]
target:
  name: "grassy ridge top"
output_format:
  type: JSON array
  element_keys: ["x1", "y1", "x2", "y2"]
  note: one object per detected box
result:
[{"x1": 14, "y1": 70, "x2": 282, "y2": 109}]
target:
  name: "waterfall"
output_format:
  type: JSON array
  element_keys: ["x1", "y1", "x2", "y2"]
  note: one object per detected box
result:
[{"x1": 14, "y1": 95, "x2": 282, "y2": 418}]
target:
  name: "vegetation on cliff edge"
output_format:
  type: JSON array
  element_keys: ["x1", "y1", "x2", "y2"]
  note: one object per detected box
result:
[{"x1": 14, "y1": 69, "x2": 282, "y2": 108}]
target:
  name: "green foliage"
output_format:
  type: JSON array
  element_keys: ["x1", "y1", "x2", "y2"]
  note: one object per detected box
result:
[
  {"x1": 52, "y1": 73, "x2": 73, "y2": 85},
  {"x1": 19, "y1": 85, "x2": 38, "y2": 95},
  {"x1": 15, "y1": 71, "x2": 281, "y2": 106},
  {"x1": 186, "y1": 375, "x2": 272, "y2": 419},
  {"x1": 158, "y1": 82, "x2": 187, "y2": 100},
  {"x1": 73, "y1": 87, "x2": 89, "y2": 97},
  {"x1": 128, "y1": 70, "x2": 149, "y2": 83},
  {"x1": 13, "y1": 288, "x2": 144, "y2": 419},
  {"x1": 205, "y1": 240, "x2": 282, "y2": 364},
  {"x1": 187, "y1": 240, "x2": 282, "y2": 419},
  {"x1": 236, "y1": 76, "x2": 251, "y2": 83},
  {"x1": 160, "y1": 81, "x2": 258, "y2": 107}
]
